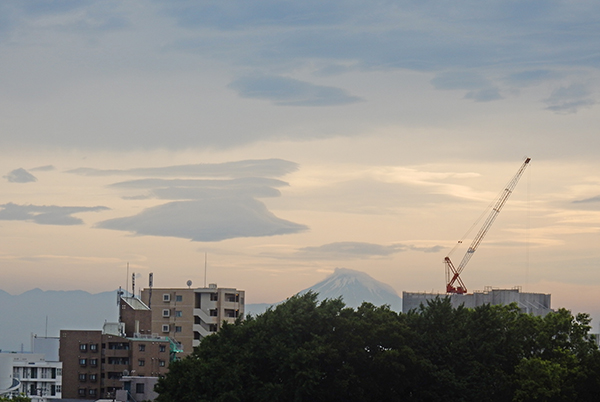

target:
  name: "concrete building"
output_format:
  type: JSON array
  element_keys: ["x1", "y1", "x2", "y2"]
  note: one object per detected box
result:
[
  {"x1": 0, "y1": 352, "x2": 62, "y2": 401},
  {"x1": 59, "y1": 296, "x2": 177, "y2": 400},
  {"x1": 141, "y1": 284, "x2": 245, "y2": 356},
  {"x1": 116, "y1": 375, "x2": 159, "y2": 402},
  {"x1": 402, "y1": 287, "x2": 552, "y2": 316}
]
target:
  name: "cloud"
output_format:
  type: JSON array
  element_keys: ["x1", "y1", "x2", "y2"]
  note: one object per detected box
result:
[
  {"x1": 228, "y1": 75, "x2": 363, "y2": 106},
  {"x1": 544, "y1": 84, "x2": 596, "y2": 114},
  {"x1": 67, "y1": 159, "x2": 308, "y2": 242},
  {"x1": 109, "y1": 177, "x2": 288, "y2": 200},
  {"x1": 96, "y1": 198, "x2": 307, "y2": 242},
  {"x1": 160, "y1": 1, "x2": 353, "y2": 30},
  {"x1": 293, "y1": 241, "x2": 443, "y2": 260},
  {"x1": 464, "y1": 88, "x2": 502, "y2": 102},
  {"x1": 1, "y1": 1, "x2": 599, "y2": 151},
  {"x1": 67, "y1": 159, "x2": 298, "y2": 178},
  {"x1": 573, "y1": 195, "x2": 600, "y2": 204},
  {"x1": 30, "y1": 165, "x2": 56, "y2": 172},
  {"x1": 4, "y1": 168, "x2": 37, "y2": 183},
  {"x1": 504, "y1": 70, "x2": 560, "y2": 86},
  {"x1": 0, "y1": 203, "x2": 109, "y2": 225},
  {"x1": 431, "y1": 72, "x2": 502, "y2": 102}
]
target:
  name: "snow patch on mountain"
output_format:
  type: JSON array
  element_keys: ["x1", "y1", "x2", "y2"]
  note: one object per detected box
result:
[{"x1": 298, "y1": 267, "x2": 402, "y2": 311}]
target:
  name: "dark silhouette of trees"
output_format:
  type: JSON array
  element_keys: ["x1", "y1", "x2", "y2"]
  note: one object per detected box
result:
[{"x1": 155, "y1": 293, "x2": 600, "y2": 402}]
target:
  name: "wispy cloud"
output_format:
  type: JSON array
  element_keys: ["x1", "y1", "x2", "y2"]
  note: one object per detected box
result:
[
  {"x1": 4, "y1": 168, "x2": 37, "y2": 183},
  {"x1": 544, "y1": 84, "x2": 596, "y2": 114},
  {"x1": 0, "y1": 203, "x2": 109, "y2": 225},
  {"x1": 66, "y1": 159, "x2": 298, "y2": 178},
  {"x1": 109, "y1": 177, "x2": 287, "y2": 200},
  {"x1": 228, "y1": 75, "x2": 363, "y2": 106},
  {"x1": 431, "y1": 72, "x2": 502, "y2": 102},
  {"x1": 573, "y1": 195, "x2": 600, "y2": 204},
  {"x1": 290, "y1": 241, "x2": 443, "y2": 260},
  {"x1": 30, "y1": 165, "x2": 56, "y2": 172}
]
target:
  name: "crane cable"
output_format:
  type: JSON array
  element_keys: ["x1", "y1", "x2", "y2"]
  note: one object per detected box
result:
[{"x1": 447, "y1": 167, "x2": 523, "y2": 259}]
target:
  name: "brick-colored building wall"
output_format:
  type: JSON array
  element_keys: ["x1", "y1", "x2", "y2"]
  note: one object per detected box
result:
[{"x1": 60, "y1": 329, "x2": 171, "y2": 399}]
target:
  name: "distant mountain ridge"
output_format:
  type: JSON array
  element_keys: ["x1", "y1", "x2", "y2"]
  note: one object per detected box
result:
[
  {"x1": 0, "y1": 289, "x2": 118, "y2": 352},
  {"x1": 1, "y1": 269, "x2": 401, "y2": 351}
]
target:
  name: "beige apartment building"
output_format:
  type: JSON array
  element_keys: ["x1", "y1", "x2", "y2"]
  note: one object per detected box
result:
[{"x1": 141, "y1": 284, "x2": 245, "y2": 356}]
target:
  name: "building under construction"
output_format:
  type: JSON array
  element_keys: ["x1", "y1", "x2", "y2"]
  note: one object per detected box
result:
[
  {"x1": 404, "y1": 158, "x2": 552, "y2": 317},
  {"x1": 402, "y1": 287, "x2": 552, "y2": 316}
]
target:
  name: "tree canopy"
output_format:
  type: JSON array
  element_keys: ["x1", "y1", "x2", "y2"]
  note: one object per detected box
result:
[{"x1": 156, "y1": 293, "x2": 600, "y2": 402}]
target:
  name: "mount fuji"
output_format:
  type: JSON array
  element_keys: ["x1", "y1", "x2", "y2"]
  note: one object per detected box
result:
[
  {"x1": 246, "y1": 268, "x2": 402, "y2": 316},
  {"x1": 298, "y1": 267, "x2": 402, "y2": 311}
]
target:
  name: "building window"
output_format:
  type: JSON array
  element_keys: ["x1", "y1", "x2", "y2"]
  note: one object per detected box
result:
[
  {"x1": 159, "y1": 345, "x2": 166, "y2": 352},
  {"x1": 163, "y1": 294, "x2": 170, "y2": 302},
  {"x1": 136, "y1": 383, "x2": 145, "y2": 394},
  {"x1": 90, "y1": 359, "x2": 98, "y2": 367},
  {"x1": 79, "y1": 374, "x2": 87, "y2": 382},
  {"x1": 57, "y1": 369, "x2": 62, "y2": 377},
  {"x1": 210, "y1": 293, "x2": 218, "y2": 301},
  {"x1": 89, "y1": 388, "x2": 97, "y2": 396},
  {"x1": 108, "y1": 342, "x2": 130, "y2": 350},
  {"x1": 79, "y1": 359, "x2": 87, "y2": 367},
  {"x1": 175, "y1": 310, "x2": 183, "y2": 317},
  {"x1": 162, "y1": 324, "x2": 169, "y2": 333},
  {"x1": 209, "y1": 309, "x2": 217, "y2": 317},
  {"x1": 79, "y1": 343, "x2": 87, "y2": 352},
  {"x1": 175, "y1": 326, "x2": 182, "y2": 333},
  {"x1": 159, "y1": 360, "x2": 166, "y2": 367},
  {"x1": 138, "y1": 344, "x2": 146, "y2": 352},
  {"x1": 89, "y1": 374, "x2": 97, "y2": 382},
  {"x1": 176, "y1": 295, "x2": 183, "y2": 302},
  {"x1": 90, "y1": 343, "x2": 98, "y2": 352},
  {"x1": 225, "y1": 293, "x2": 236, "y2": 302},
  {"x1": 138, "y1": 359, "x2": 145, "y2": 367},
  {"x1": 162, "y1": 309, "x2": 170, "y2": 317},
  {"x1": 78, "y1": 388, "x2": 86, "y2": 396},
  {"x1": 209, "y1": 324, "x2": 217, "y2": 332},
  {"x1": 108, "y1": 357, "x2": 130, "y2": 365}
]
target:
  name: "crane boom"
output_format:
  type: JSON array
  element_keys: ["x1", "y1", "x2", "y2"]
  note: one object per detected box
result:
[{"x1": 445, "y1": 157, "x2": 531, "y2": 294}]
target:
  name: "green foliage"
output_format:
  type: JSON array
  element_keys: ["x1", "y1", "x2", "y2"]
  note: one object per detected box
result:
[
  {"x1": 155, "y1": 294, "x2": 600, "y2": 402},
  {"x1": 0, "y1": 395, "x2": 32, "y2": 402}
]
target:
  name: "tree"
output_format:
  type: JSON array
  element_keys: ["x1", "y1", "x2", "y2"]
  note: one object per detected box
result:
[
  {"x1": 156, "y1": 294, "x2": 600, "y2": 402},
  {"x1": 156, "y1": 292, "x2": 423, "y2": 402}
]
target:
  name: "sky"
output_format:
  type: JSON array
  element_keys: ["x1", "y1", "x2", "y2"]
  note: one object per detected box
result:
[{"x1": 1, "y1": 1, "x2": 600, "y2": 328}]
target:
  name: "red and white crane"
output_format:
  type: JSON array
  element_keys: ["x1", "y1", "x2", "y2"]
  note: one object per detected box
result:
[{"x1": 445, "y1": 157, "x2": 531, "y2": 294}]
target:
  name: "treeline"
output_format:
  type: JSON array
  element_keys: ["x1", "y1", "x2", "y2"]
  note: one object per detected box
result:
[{"x1": 156, "y1": 292, "x2": 600, "y2": 402}]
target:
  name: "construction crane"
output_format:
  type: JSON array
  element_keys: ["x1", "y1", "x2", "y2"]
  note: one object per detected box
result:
[{"x1": 445, "y1": 157, "x2": 531, "y2": 294}]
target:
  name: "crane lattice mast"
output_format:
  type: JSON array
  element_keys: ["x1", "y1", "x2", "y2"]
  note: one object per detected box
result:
[{"x1": 445, "y1": 157, "x2": 531, "y2": 294}]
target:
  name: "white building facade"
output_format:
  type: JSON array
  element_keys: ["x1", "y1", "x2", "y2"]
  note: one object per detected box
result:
[{"x1": 0, "y1": 352, "x2": 62, "y2": 401}]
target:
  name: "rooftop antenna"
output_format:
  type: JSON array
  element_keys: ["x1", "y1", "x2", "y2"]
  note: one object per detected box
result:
[
  {"x1": 126, "y1": 262, "x2": 129, "y2": 297},
  {"x1": 148, "y1": 273, "x2": 153, "y2": 309},
  {"x1": 187, "y1": 280, "x2": 192, "y2": 289},
  {"x1": 204, "y1": 252, "x2": 207, "y2": 288},
  {"x1": 132, "y1": 272, "x2": 135, "y2": 299}
]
